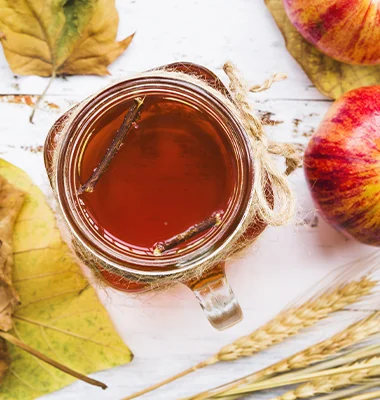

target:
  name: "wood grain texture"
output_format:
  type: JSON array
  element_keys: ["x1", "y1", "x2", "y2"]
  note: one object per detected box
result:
[{"x1": 0, "y1": 0, "x2": 375, "y2": 399}]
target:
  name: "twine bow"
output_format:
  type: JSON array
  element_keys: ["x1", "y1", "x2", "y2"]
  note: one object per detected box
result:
[{"x1": 223, "y1": 62, "x2": 301, "y2": 226}]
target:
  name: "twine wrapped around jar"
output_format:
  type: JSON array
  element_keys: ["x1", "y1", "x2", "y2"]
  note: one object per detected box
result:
[{"x1": 51, "y1": 62, "x2": 302, "y2": 290}]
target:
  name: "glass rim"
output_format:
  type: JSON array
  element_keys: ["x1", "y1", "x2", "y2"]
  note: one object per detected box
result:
[{"x1": 54, "y1": 73, "x2": 254, "y2": 276}]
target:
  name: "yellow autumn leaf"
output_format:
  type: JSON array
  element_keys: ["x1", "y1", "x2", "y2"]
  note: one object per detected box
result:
[
  {"x1": 265, "y1": 0, "x2": 380, "y2": 99},
  {"x1": 0, "y1": 159, "x2": 133, "y2": 400},
  {"x1": 0, "y1": 0, "x2": 133, "y2": 77}
]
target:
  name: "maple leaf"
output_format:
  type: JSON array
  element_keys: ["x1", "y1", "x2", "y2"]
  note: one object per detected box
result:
[
  {"x1": 265, "y1": 0, "x2": 380, "y2": 99},
  {"x1": 0, "y1": 0, "x2": 134, "y2": 121},
  {"x1": 0, "y1": 159, "x2": 133, "y2": 400}
]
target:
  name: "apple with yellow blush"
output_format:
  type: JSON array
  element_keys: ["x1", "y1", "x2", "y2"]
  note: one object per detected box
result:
[
  {"x1": 283, "y1": 0, "x2": 380, "y2": 65},
  {"x1": 304, "y1": 86, "x2": 380, "y2": 246}
]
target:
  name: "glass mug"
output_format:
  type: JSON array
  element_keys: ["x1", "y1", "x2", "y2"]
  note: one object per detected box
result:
[{"x1": 44, "y1": 63, "x2": 266, "y2": 330}]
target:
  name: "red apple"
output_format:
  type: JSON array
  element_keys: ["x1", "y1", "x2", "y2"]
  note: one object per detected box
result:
[
  {"x1": 304, "y1": 86, "x2": 380, "y2": 246},
  {"x1": 283, "y1": 0, "x2": 380, "y2": 65}
]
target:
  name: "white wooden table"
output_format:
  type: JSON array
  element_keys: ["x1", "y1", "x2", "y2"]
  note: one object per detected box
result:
[{"x1": 0, "y1": 1, "x2": 375, "y2": 399}]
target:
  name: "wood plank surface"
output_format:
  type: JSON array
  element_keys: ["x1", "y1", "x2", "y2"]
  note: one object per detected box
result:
[{"x1": 0, "y1": 1, "x2": 374, "y2": 399}]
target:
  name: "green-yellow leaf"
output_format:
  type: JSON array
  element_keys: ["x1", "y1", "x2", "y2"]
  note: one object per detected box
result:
[
  {"x1": 0, "y1": 0, "x2": 134, "y2": 76},
  {"x1": 265, "y1": 0, "x2": 380, "y2": 99},
  {"x1": 0, "y1": 159, "x2": 133, "y2": 400}
]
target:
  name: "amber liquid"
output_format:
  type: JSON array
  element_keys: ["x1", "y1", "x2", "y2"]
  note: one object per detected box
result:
[{"x1": 78, "y1": 95, "x2": 236, "y2": 256}]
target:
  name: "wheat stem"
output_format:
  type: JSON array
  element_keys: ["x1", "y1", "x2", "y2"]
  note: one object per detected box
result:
[
  {"x1": 345, "y1": 390, "x2": 380, "y2": 400},
  {"x1": 123, "y1": 277, "x2": 376, "y2": 399},
  {"x1": 186, "y1": 312, "x2": 380, "y2": 400},
  {"x1": 215, "y1": 358, "x2": 380, "y2": 397},
  {"x1": 209, "y1": 348, "x2": 380, "y2": 400},
  {"x1": 317, "y1": 382, "x2": 380, "y2": 400},
  {"x1": 213, "y1": 357, "x2": 380, "y2": 400},
  {"x1": 122, "y1": 359, "x2": 218, "y2": 400},
  {"x1": 264, "y1": 343, "x2": 380, "y2": 388},
  {"x1": 217, "y1": 277, "x2": 376, "y2": 361},
  {"x1": 205, "y1": 383, "x2": 380, "y2": 400},
  {"x1": 273, "y1": 357, "x2": 380, "y2": 400}
]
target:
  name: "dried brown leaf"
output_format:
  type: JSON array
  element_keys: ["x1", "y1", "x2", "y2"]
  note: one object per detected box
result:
[
  {"x1": 0, "y1": 337, "x2": 10, "y2": 385},
  {"x1": 0, "y1": 176, "x2": 24, "y2": 385},
  {"x1": 0, "y1": 176, "x2": 24, "y2": 332}
]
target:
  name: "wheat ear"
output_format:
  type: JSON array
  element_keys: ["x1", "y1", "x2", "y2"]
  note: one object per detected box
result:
[
  {"x1": 187, "y1": 312, "x2": 380, "y2": 400},
  {"x1": 217, "y1": 277, "x2": 375, "y2": 361},
  {"x1": 205, "y1": 355, "x2": 380, "y2": 399},
  {"x1": 213, "y1": 357, "x2": 380, "y2": 397},
  {"x1": 273, "y1": 357, "x2": 380, "y2": 400},
  {"x1": 210, "y1": 349, "x2": 380, "y2": 400},
  {"x1": 123, "y1": 277, "x2": 375, "y2": 400}
]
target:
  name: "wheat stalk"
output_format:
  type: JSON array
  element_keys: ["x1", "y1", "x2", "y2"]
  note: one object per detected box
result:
[
  {"x1": 123, "y1": 276, "x2": 376, "y2": 400},
  {"x1": 217, "y1": 277, "x2": 375, "y2": 361},
  {"x1": 345, "y1": 390, "x2": 380, "y2": 400},
  {"x1": 209, "y1": 346, "x2": 380, "y2": 400},
  {"x1": 317, "y1": 382, "x2": 380, "y2": 400},
  {"x1": 261, "y1": 342, "x2": 380, "y2": 387},
  {"x1": 273, "y1": 357, "x2": 380, "y2": 400},
  {"x1": 186, "y1": 312, "x2": 380, "y2": 400},
  {"x1": 209, "y1": 356, "x2": 380, "y2": 399}
]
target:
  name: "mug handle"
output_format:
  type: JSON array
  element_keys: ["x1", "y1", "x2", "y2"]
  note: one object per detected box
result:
[{"x1": 186, "y1": 262, "x2": 243, "y2": 330}]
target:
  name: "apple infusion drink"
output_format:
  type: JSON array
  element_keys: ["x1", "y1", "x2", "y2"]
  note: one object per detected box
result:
[{"x1": 44, "y1": 63, "x2": 264, "y2": 330}]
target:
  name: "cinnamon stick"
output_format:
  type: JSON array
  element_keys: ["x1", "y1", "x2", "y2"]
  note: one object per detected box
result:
[
  {"x1": 78, "y1": 97, "x2": 144, "y2": 195},
  {"x1": 153, "y1": 211, "x2": 224, "y2": 256}
]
